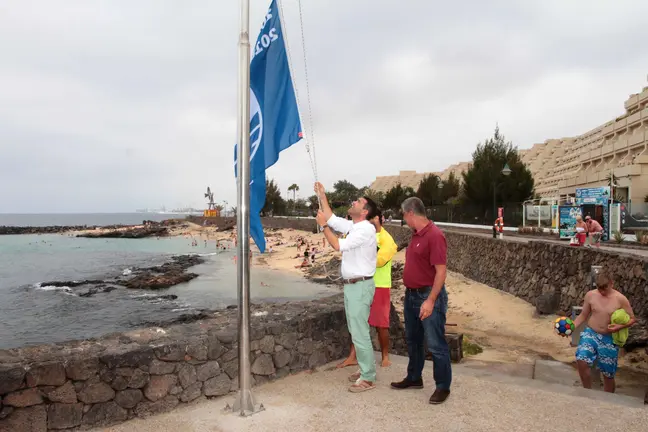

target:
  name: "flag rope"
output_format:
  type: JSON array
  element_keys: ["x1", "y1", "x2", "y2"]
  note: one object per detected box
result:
[{"x1": 278, "y1": 0, "x2": 341, "y2": 282}]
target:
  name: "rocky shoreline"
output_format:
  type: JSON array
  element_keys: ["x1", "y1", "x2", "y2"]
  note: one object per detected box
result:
[
  {"x1": 40, "y1": 255, "x2": 206, "y2": 298},
  {"x1": 0, "y1": 225, "x2": 107, "y2": 235},
  {"x1": 0, "y1": 219, "x2": 186, "y2": 237},
  {"x1": 76, "y1": 226, "x2": 169, "y2": 239}
]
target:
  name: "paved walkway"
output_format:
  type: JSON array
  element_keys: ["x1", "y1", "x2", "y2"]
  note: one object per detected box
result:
[
  {"x1": 442, "y1": 228, "x2": 648, "y2": 258},
  {"x1": 96, "y1": 355, "x2": 646, "y2": 432}
]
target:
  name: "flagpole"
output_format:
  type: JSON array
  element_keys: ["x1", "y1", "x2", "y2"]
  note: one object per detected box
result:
[{"x1": 232, "y1": 0, "x2": 261, "y2": 416}]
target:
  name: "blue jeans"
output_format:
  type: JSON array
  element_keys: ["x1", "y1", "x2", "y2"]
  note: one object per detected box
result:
[{"x1": 404, "y1": 286, "x2": 452, "y2": 391}]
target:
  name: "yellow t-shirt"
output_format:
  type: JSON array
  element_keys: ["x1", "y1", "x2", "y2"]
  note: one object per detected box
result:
[{"x1": 374, "y1": 228, "x2": 398, "y2": 288}]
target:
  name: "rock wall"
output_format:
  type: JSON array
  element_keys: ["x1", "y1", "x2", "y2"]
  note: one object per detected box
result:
[{"x1": 0, "y1": 296, "x2": 350, "y2": 431}]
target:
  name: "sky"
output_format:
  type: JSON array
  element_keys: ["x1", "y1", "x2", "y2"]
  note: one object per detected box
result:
[{"x1": 1, "y1": 0, "x2": 647, "y2": 213}]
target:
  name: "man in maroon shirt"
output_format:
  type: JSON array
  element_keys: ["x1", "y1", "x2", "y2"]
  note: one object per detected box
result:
[{"x1": 391, "y1": 197, "x2": 452, "y2": 404}]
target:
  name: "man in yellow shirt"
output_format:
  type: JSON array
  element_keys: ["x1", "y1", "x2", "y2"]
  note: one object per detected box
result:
[{"x1": 337, "y1": 212, "x2": 398, "y2": 368}]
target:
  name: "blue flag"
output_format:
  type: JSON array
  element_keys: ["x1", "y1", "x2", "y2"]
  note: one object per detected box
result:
[{"x1": 234, "y1": 0, "x2": 302, "y2": 253}]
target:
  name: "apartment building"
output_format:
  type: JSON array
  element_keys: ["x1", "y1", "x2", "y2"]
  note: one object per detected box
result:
[
  {"x1": 369, "y1": 81, "x2": 648, "y2": 209},
  {"x1": 369, "y1": 170, "x2": 437, "y2": 192},
  {"x1": 531, "y1": 83, "x2": 648, "y2": 207}
]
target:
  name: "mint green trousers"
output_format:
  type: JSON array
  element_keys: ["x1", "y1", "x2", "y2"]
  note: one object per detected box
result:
[{"x1": 344, "y1": 278, "x2": 376, "y2": 382}]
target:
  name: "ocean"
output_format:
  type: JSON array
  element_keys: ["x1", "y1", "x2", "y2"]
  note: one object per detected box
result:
[
  {"x1": 0, "y1": 215, "x2": 337, "y2": 349},
  {"x1": 0, "y1": 212, "x2": 189, "y2": 227}
]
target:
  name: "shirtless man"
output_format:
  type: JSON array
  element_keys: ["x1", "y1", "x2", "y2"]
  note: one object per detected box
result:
[
  {"x1": 573, "y1": 271, "x2": 636, "y2": 392},
  {"x1": 585, "y1": 215, "x2": 603, "y2": 248}
]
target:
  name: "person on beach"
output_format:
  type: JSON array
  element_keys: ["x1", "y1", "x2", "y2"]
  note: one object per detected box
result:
[
  {"x1": 337, "y1": 212, "x2": 398, "y2": 369},
  {"x1": 391, "y1": 196, "x2": 452, "y2": 405},
  {"x1": 314, "y1": 181, "x2": 378, "y2": 393},
  {"x1": 573, "y1": 271, "x2": 636, "y2": 393}
]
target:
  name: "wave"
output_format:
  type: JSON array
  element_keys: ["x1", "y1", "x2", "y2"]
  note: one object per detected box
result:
[
  {"x1": 130, "y1": 293, "x2": 157, "y2": 299},
  {"x1": 196, "y1": 252, "x2": 221, "y2": 257},
  {"x1": 33, "y1": 283, "x2": 74, "y2": 295}
]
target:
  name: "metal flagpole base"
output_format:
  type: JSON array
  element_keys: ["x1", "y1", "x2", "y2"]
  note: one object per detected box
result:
[{"x1": 224, "y1": 389, "x2": 264, "y2": 417}]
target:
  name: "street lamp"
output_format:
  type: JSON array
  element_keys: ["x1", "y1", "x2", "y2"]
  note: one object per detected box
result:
[{"x1": 492, "y1": 163, "x2": 511, "y2": 237}]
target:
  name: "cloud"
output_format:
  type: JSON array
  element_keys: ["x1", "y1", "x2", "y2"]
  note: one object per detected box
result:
[{"x1": 1, "y1": 0, "x2": 647, "y2": 212}]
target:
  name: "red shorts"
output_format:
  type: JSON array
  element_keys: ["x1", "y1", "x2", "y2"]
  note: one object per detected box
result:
[{"x1": 368, "y1": 287, "x2": 390, "y2": 328}]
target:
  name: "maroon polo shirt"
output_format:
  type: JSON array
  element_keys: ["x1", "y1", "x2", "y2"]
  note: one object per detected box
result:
[{"x1": 403, "y1": 221, "x2": 447, "y2": 289}]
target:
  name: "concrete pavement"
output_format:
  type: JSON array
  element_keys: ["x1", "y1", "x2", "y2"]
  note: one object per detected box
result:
[{"x1": 95, "y1": 355, "x2": 647, "y2": 432}]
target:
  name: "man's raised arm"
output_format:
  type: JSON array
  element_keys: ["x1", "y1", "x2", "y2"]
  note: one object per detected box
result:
[
  {"x1": 314, "y1": 182, "x2": 353, "y2": 234},
  {"x1": 314, "y1": 182, "x2": 333, "y2": 221}
]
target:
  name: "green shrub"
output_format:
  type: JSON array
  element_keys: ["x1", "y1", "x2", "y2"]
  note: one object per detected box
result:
[{"x1": 613, "y1": 230, "x2": 625, "y2": 244}]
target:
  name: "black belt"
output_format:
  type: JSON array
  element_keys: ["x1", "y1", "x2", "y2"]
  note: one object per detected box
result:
[{"x1": 343, "y1": 276, "x2": 372, "y2": 284}]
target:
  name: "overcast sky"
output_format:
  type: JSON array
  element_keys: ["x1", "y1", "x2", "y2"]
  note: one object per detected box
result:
[{"x1": 1, "y1": 0, "x2": 647, "y2": 213}]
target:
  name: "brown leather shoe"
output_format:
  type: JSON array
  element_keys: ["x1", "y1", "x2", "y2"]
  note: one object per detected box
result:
[{"x1": 429, "y1": 389, "x2": 450, "y2": 404}]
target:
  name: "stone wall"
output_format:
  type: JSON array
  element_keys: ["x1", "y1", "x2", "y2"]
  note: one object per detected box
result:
[
  {"x1": 0, "y1": 296, "x2": 350, "y2": 431},
  {"x1": 444, "y1": 232, "x2": 648, "y2": 343}
]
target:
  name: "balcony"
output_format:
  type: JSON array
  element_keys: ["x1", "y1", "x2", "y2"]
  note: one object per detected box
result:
[
  {"x1": 602, "y1": 123, "x2": 614, "y2": 136},
  {"x1": 629, "y1": 131, "x2": 645, "y2": 147},
  {"x1": 601, "y1": 143, "x2": 615, "y2": 156},
  {"x1": 642, "y1": 107, "x2": 648, "y2": 120},
  {"x1": 590, "y1": 147, "x2": 601, "y2": 158},
  {"x1": 614, "y1": 138, "x2": 629, "y2": 152},
  {"x1": 615, "y1": 118, "x2": 627, "y2": 131},
  {"x1": 627, "y1": 111, "x2": 641, "y2": 126},
  {"x1": 615, "y1": 164, "x2": 642, "y2": 177},
  {"x1": 625, "y1": 94, "x2": 639, "y2": 110},
  {"x1": 640, "y1": 88, "x2": 648, "y2": 103},
  {"x1": 587, "y1": 173, "x2": 599, "y2": 183}
]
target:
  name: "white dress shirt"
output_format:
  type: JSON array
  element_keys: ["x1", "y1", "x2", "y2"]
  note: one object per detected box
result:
[{"x1": 327, "y1": 215, "x2": 377, "y2": 279}]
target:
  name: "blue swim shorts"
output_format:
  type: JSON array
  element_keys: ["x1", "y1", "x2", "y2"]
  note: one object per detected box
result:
[{"x1": 575, "y1": 327, "x2": 619, "y2": 378}]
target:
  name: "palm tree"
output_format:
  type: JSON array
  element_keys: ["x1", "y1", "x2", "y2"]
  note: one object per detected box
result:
[
  {"x1": 288, "y1": 183, "x2": 299, "y2": 201},
  {"x1": 288, "y1": 184, "x2": 299, "y2": 215}
]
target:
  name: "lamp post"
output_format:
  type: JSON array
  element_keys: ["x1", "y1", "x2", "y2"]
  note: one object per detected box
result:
[{"x1": 492, "y1": 163, "x2": 512, "y2": 238}]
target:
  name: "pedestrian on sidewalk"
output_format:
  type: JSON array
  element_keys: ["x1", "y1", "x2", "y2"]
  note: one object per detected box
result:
[
  {"x1": 314, "y1": 181, "x2": 379, "y2": 393},
  {"x1": 585, "y1": 215, "x2": 603, "y2": 247},
  {"x1": 391, "y1": 196, "x2": 452, "y2": 404}
]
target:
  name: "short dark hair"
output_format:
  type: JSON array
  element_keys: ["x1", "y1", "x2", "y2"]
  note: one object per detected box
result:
[{"x1": 363, "y1": 196, "x2": 380, "y2": 221}]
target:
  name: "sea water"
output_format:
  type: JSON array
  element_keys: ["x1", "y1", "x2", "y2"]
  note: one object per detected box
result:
[{"x1": 0, "y1": 233, "x2": 336, "y2": 349}]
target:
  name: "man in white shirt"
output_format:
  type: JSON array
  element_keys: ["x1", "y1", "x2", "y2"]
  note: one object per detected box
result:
[{"x1": 314, "y1": 182, "x2": 378, "y2": 393}]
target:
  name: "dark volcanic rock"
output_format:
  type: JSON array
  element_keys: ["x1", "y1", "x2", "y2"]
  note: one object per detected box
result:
[
  {"x1": 0, "y1": 225, "x2": 92, "y2": 235},
  {"x1": 536, "y1": 291, "x2": 561, "y2": 315},
  {"x1": 0, "y1": 405, "x2": 47, "y2": 431},
  {"x1": 77, "y1": 226, "x2": 168, "y2": 239},
  {"x1": 39, "y1": 279, "x2": 105, "y2": 288},
  {"x1": 0, "y1": 365, "x2": 25, "y2": 394},
  {"x1": 47, "y1": 403, "x2": 83, "y2": 429},
  {"x1": 78, "y1": 285, "x2": 118, "y2": 297},
  {"x1": 120, "y1": 255, "x2": 205, "y2": 290},
  {"x1": 122, "y1": 272, "x2": 198, "y2": 289}
]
